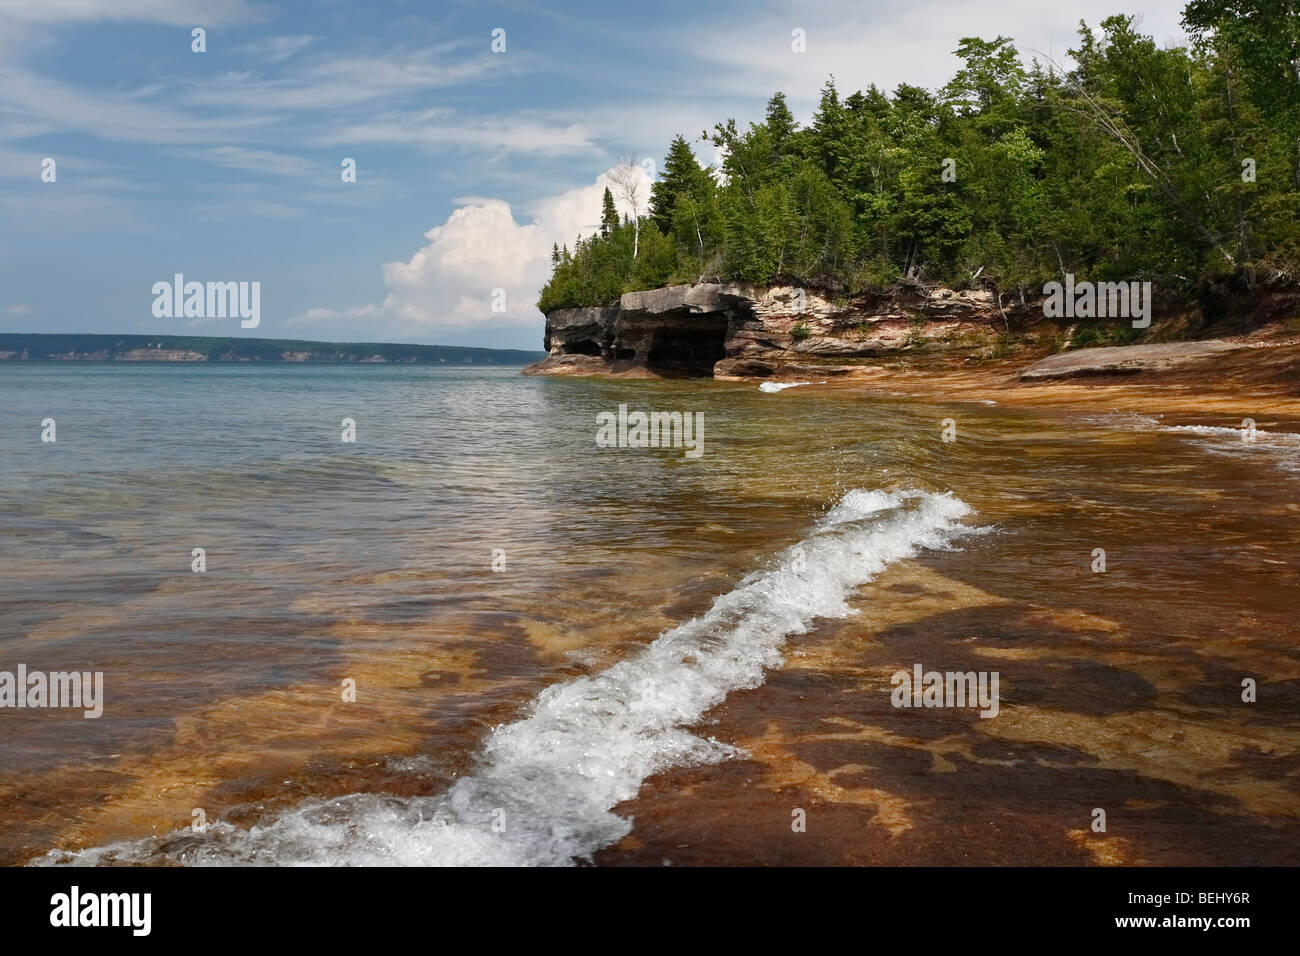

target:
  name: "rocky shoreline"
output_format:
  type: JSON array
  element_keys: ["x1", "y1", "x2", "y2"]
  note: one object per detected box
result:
[
  {"x1": 524, "y1": 281, "x2": 1300, "y2": 391},
  {"x1": 526, "y1": 282, "x2": 1003, "y2": 379}
]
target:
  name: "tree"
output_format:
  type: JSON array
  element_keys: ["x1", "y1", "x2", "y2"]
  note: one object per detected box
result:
[
  {"x1": 1184, "y1": 0, "x2": 1300, "y2": 185},
  {"x1": 650, "y1": 135, "x2": 712, "y2": 234},
  {"x1": 811, "y1": 78, "x2": 851, "y2": 180},
  {"x1": 607, "y1": 160, "x2": 645, "y2": 258},
  {"x1": 765, "y1": 92, "x2": 798, "y2": 156},
  {"x1": 942, "y1": 36, "x2": 1027, "y2": 136},
  {"x1": 600, "y1": 187, "x2": 618, "y2": 238}
]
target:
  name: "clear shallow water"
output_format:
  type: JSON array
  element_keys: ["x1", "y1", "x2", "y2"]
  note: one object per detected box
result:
[{"x1": 2, "y1": 363, "x2": 1298, "y2": 865}]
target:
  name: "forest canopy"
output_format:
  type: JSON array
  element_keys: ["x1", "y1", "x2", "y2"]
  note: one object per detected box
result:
[{"x1": 538, "y1": 6, "x2": 1299, "y2": 313}]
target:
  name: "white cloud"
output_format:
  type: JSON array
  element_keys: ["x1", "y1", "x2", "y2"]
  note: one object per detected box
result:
[
  {"x1": 291, "y1": 164, "x2": 654, "y2": 339},
  {"x1": 685, "y1": 0, "x2": 1190, "y2": 113},
  {"x1": 297, "y1": 305, "x2": 381, "y2": 321},
  {"x1": 0, "y1": 67, "x2": 275, "y2": 145},
  {"x1": 314, "y1": 110, "x2": 599, "y2": 158},
  {"x1": 379, "y1": 200, "x2": 549, "y2": 330},
  {"x1": 0, "y1": 0, "x2": 263, "y2": 25},
  {"x1": 0, "y1": 46, "x2": 573, "y2": 195},
  {"x1": 237, "y1": 35, "x2": 318, "y2": 64},
  {"x1": 184, "y1": 146, "x2": 317, "y2": 177},
  {"x1": 185, "y1": 52, "x2": 516, "y2": 112},
  {"x1": 4, "y1": 304, "x2": 32, "y2": 315}
]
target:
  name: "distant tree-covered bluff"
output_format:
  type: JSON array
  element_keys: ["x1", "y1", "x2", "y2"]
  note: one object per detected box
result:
[
  {"x1": 0, "y1": 334, "x2": 544, "y2": 365},
  {"x1": 539, "y1": 7, "x2": 1297, "y2": 313}
]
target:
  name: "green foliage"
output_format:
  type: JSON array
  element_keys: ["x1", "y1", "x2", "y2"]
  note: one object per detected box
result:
[
  {"x1": 1069, "y1": 322, "x2": 1145, "y2": 348},
  {"x1": 649, "y1": 135, "x2": 715, "y2": 235},
  {"x1": 539, "y1": 11, "x2": 1300, "y2": 311},
  {"x1": 600, "y1": 188, "x2": 618, "y2": 238}
]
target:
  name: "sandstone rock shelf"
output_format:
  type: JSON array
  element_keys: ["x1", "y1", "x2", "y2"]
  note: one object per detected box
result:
[{"x1": 524, "y1": 281, "x2": 1006, "y2": 379}]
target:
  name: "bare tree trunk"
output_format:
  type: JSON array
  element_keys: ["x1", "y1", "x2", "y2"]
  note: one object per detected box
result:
[
  {"x1": 609, "y1": 160, "x2": 646, "y2": 260},
  {"x1": 1216, "y1": 64, "x2": 1254, "y2": 286},
  {"x1": 1051, "y1": 63, "x2": 1237, "y2": 267}
]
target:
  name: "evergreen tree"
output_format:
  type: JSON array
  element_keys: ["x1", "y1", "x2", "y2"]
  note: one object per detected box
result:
[
  {"x1": 765, "y1": 92, "x2": 798, "y2": 159},
  {"x1": 600, "y1": 187, "x2": 619, "y2": 238},
  {"x1": 1184, "y1": 0, "x2": 1300, "y2": 186},
  {"x1": 811, "y1": 79, "x2": 851, "y2": 180},
  {"x1": 650, "y1": 135, "x2": 711, "y2": 234}
]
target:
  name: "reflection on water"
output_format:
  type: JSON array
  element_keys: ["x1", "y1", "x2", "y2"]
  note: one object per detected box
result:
[{"x1": 1, "y1": 364, "x2": 1297, "y2": 865}]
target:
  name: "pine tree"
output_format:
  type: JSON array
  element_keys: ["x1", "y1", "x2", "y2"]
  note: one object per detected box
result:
[
  {"x1": 765, "y1": 92, "x2": 797, "y2": 154},
  {"x1": 811, "y1": 78, "x2": 851, "y2": 181},
  {"x1": 650, "y1": 135, "x2": 712, "y2": 234},
  {"x1": 1185, "y1": 0, "x2": 1300, "y2": 189},
  {"x1": 600, "y1": 187, "x2": 618, "y2": 238}
]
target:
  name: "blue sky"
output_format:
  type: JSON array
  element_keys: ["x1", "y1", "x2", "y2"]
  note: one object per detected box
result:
[{"x1": 0, "y1": 0, "x2": 1190, "y2": 350}]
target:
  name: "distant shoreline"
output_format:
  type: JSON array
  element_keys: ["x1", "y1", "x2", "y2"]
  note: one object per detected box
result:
[{"x1": 0, "y1": 333, "x2": 545, "y2": 365}]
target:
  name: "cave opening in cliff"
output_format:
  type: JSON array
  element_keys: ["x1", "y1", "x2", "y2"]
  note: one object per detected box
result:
[
  {"x1": 567, "y1": 338, "x2": 603, "y2": 356},
  {"x1": 645, "y1": 317, "x2": 728, "y2": 377}
]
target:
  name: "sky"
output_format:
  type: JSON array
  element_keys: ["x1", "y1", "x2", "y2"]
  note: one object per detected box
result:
[{"x1": 0, "y1": 0, "x2": 1193, "y2": 350}]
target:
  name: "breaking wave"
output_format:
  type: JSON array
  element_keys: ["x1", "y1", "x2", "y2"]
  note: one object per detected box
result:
[{"x1": 37, "y1": 488, "x2": 976, "y2": 867}]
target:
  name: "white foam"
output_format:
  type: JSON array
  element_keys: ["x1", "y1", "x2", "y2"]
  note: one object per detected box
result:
[
  {"x1": 1164, "y1": 423, "x2": 1285, "y2": 439},
  {"x1": 759, "y1": 381, "x2": 823, "y2": 393},
  {"x1": 1160, "y1": 424, "x2": 1300, "y2": 472},
  {"x1": 1081, "y1": 411, "x2": 1165, "y2": 428},
  {"x1": 38, "y1": 488, "x2": 976, "y2": 868},
  {"x1": 1100, "y1": 413, "x2": 1300, "y2": 473}
]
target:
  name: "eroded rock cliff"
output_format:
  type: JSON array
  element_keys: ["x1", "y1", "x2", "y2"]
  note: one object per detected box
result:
[{"x1": 524, "y1": 282, "x2": 1010, "y2": 379}]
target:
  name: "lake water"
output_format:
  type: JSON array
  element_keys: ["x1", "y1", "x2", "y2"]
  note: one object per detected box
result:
[{"x1": 1, "y1": 363, "x2": 1296, "y2": 865}]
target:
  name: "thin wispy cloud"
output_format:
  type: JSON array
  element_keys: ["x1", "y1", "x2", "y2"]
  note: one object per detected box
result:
[
  {"x1": 0, "y1": 67, "x2": 278, "y2": 144},
  {"x1": 316, "y1": 113, "x2": 600, "y2": 157},
  {"x1": 182, "y1": 146, "x2": 319, "y2": 178},
  {"x1": 0, "y1": 0, "x2": 265, "y2": 26},
  {"x1": 186, "y1": 52, "x2": 516, "y2": 112},
  {"x1": 236, "y1": 34, "x2": 317, "y2": 63}
]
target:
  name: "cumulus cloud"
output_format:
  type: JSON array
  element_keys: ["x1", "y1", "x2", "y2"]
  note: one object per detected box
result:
[{"x1": 291, "y1": 163, "x2": 655, "y2": 340}]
